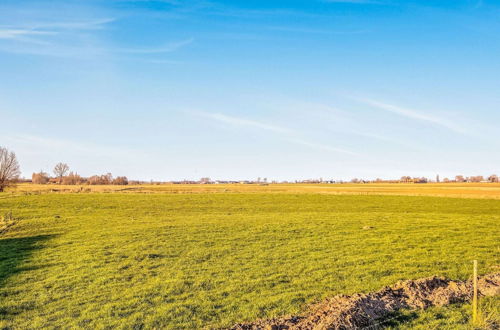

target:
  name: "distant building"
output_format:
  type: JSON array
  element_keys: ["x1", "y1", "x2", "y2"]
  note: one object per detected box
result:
[{"x1": 200, "y1": 177, "x2": 211, "y2": 184}]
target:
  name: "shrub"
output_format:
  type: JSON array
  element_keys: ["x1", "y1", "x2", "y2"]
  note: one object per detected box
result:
[{"x1": 32, "y1": 171, "x2": 50, "y2": 184}]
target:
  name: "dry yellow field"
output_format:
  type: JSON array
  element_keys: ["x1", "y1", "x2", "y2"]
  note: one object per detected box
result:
[{"x1": 6, "y1": 182, "x2": 500, "y2": 199}]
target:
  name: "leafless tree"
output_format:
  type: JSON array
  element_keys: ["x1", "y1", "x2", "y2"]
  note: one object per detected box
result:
[
  {"x1": 112, "y1": 176, "x2": 128, "y2": 185},
  {"x1": 32, "y1": 171, "x2": 50, "y2": 184},
  {"x1": 488, "y1": 174, "x2": 499, "y2": 183},
  {"x1": 53, "y1": 163, "x2": 69, "y2": 184},
  {"x1": 400, "y1": 176, "x2": 412, "y2": 183},
  {"x1": 413, "y1": 177, "x2": 428, "y2": 183},
  {"x1": 468, "y1": 175, "x2": 484, "y2": 183},
  {"x1": 87, "y1": 175, "x2": 100, "y2": 185},
  {"x1": 455, "y1": 175, "x2": 465, "y2": 183},
  {"x1": 62, "y1": 172, "x2": 83, "y2": 185},
  {"x1": 0, "y1": 147, "x2": 21, "y2": 192},
  {"x1": 87, "y1": 173, "x2": 114, "y2": 185},
  {"x1": 102, "y1": 173, "x2": 113, "y2": 185}
]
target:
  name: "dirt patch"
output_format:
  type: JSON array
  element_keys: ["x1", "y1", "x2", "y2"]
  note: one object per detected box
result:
[{"x1": 232, "y1": 273, "x2": 500, "y2": 329}]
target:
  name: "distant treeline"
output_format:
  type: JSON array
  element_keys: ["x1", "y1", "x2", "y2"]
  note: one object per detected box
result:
[
  {"x1": 393, "y1": 175, "x2": 498, "y2": 184},
  {"x1": 32, "y1": 172, "x2": 130, "y2": 185},
  {"x1": 28, "y1": 172, "x2": 500, "y2": 186},
  {"x1": 31, "y1": 163, "x2": 131, "y2": 185},
  {"x1": 4, "y1": 146, "x2": 498, "y2": 189}
]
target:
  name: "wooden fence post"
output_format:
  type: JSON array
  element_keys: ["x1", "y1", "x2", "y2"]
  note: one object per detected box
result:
[{"x1": 472, "y1": 260, "x2": 478, "y2": 325}]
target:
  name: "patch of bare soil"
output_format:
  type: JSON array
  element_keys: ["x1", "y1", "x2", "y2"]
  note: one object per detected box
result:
[{"x1": 232, "y1": 273, "x2": 500, "y2": 329}]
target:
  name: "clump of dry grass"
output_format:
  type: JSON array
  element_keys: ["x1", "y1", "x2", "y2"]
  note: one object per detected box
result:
[{"x1": 0, "y1": 210, "x2": 16, "y2": 233}]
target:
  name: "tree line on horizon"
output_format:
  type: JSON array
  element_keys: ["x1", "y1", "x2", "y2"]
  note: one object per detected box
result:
[
  {"x1": 32, "y1": 163, "x2": 129, "y2": 186},
  {"x1": 396, "y1": 174, "x2": 498, "y2": 183},
  {"x1": 0, "y1": 146, "x2": 129, "y2": 191},
  {"x1": 1, "y1": 146, "x2": 499, "y2": 192}
]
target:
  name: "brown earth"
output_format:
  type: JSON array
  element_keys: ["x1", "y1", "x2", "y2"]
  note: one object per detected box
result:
[{"x1": 232, "y1": 273, "x2": 500, "y2": 330}]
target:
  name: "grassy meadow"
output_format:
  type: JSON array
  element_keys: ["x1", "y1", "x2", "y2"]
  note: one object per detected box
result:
[{"x1": 1, "y1": 185, "x2": 499, "y2": 328}]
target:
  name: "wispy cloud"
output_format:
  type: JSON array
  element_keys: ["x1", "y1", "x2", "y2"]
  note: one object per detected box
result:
[
  {"x1": 197, "y1": 112, "x2": 290, "y2": 133},
  {"x1": 0, "y1": 29, "x2": 55, "y2": 40},
  {"x1": 0, "y1": 15, "x2": 116, "y2": 58},
  {"x1": 359, "y1": 99, "x2": 467, "y2": 134},
  {"x1": 195, "y1": 111, "x2": 358, "y2": 156},
  {"x1": 267, "y1": 26, "x2": 369, "y2": 35},
  {"x1": 286, "y1": 138, "x2": 359, "y2": 155},
  {"x1": 203, "y1": 5, "x2": 326, "y2": 19},
  {"x1": 115, "y1": 0, "x2": 180, "y2": 4},
  {"x1": 26, "y1": 18, "x2": 116, "y2": 31},
  {"x1": 0, "y1": 18, "x2": 115, "y2": 41},
  {"x1": 285, "y1": 99, "x2": 422, "y2": 151},
  {"x1": 119, "y1": 38, "x2": 193, "y2": 54},
  {"x1": 323, "y1": 0, "x2": 385, "y2": 4},
  {"x1": 0, "y1": 13, "x2": 190, "y2": 60}
]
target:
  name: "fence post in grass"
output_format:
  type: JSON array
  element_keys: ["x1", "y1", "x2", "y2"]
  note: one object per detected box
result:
[{"x1": 472, "y1": 259, "x2": 478, "y2": 325}]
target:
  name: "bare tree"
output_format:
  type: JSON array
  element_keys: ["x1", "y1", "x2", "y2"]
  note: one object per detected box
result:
[
  {"x1": 469, "y1": 175, "x2": 484, "y2": 183},
  {"x1": 102, "y1": 173, "x2": 113, "y2": 185},
  {"x1": 400, "y1": 176, "x2": 412, "y2": 183},
  {"x1": 488, "y1": 174, "x2": 499, "y2": 183},
  {"x1": 32, "y1": 171, "x2": 50, "y2": 184},
  {"x1": 0, "y1": 147, "x2": 21, "y2": 192},
  {"x1": 87, "y1": 175, "x2": 100, "y2": 185},
  {"x1": 112, "y1": 176, "x2": 128, "y2": 185},
  {"x1": 53, "y1": 163, "x2": 69, "y2": 184},
  {"x1": 62, "y1": 172, "x2": 83, "y2": 185},
  {"x1": 87, "y1": 173, "x2": 114, "y2": 185}
]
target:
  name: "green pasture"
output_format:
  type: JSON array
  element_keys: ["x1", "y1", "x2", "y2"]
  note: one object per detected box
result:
[{"x1": 0, "y1": 193, "x2": 499, "y2": 328}]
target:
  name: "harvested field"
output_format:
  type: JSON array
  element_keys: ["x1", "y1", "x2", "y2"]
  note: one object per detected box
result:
[{"x1": 233, "y1": 273, "x2": 500, "y2": 329}]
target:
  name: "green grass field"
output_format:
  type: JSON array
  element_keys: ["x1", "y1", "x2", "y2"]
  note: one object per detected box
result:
[
  {"x1": 386, "y1": 296, "x2": 499, "y2": 329},
  {"x1": 1, "y1": 192, "x2": 499, "y2": 328}
]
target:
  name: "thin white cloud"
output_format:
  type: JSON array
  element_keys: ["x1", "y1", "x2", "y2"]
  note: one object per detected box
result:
[
  {"x1": 0, "y1": 29, "x2": 55, "y2": 39},
  {"x1": 0, "y1": 42, "x2": 105, "y2": 59},
  {"x1": 197, "y1": 112, "x2": 290, "y2": 133},
  {"x1": 360, "y1": 99, "x2": 467, "y2": 134},
  {"x1": 0, "y1": 18, "x2": 115, "y2": 40},
  {"x1": 0, "y1": 17, "x2": 190, "y2": 60},
  {"x1": 286, "y1": 138, "x2": 359, "y2": 156},
  {"x1": 195, "y1": 111, "x2": 358, "y2": 155},
  {"x1": 27, "y1": 18, "x2": 116, "y2": 31},
  {"x1": 119, "y1": 38, "x2": 193, "y2": 54},
  {"x1": 323, "y1": 0, "x2": 385, "y2": 3},
  {"x1": 267, "y1": 26, "x2": 369, "y2": 35},
  {"x1": 115, "y1": 0, "x2": 180, "y2": 3},
  {"x1": 0, "y1": 17, "x2": 116, "y2": 57}
]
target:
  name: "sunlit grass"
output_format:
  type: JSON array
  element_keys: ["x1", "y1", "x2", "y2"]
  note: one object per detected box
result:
[
  {"x1": 1, "y1": 193, "x2": 499, "y2": 328},
  {"x1": 386, "y1": 296, "x2": 499, "y2": 329}
]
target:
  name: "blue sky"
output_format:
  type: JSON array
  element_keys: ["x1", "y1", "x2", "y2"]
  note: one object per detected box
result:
[{"x1": 1, "y1": 0, "x2": 499, "y2": 181}]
